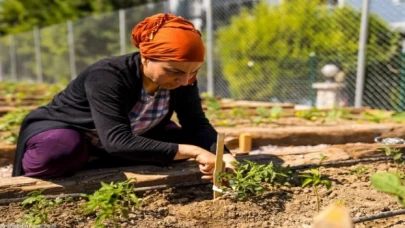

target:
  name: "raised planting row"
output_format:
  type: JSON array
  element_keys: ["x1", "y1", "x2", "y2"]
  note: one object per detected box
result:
[{"x1": 1, "y1": 148, "x2": 405, "y2": 227}]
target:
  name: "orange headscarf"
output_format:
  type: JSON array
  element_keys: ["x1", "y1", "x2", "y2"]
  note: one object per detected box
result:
[{"x1": 132, "y1": 13, "x2": 205, "y2": 62}]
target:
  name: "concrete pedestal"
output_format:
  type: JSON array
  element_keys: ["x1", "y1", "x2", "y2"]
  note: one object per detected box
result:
[{"x1": 312, "y1": 82, "x2": 344, "y2": 109}]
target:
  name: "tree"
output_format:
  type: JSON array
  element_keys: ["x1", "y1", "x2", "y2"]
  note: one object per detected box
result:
[
  {"x1": 216, "y1": 0, "x2": 401, "y2": 101},
  {"x1": 0, "y1": 0, "x2": 163, "y2": 35}
]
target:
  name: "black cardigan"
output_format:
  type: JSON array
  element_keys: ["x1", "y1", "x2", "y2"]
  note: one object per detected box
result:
[{"x1": 12, "y1": 52, "x2": 227, "y2": 176}]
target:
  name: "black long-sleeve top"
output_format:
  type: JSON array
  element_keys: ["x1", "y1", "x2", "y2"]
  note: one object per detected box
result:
[{"x1": 12, "y1": 52, "x2": 227, "y2": 176}]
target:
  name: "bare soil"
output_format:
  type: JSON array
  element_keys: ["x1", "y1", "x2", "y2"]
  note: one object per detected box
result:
[{"x1": 1, "y1": 162, "x2": 404, "y2": 227}]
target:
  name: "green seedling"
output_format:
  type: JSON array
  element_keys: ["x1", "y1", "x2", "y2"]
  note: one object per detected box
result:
[
  {"x1": 18, "y1": 190, "x2": 63, "y2": 225},
  {"x1": 83, "y1": 179, "x2": 141, "y2": 228},
  {"x1": 230, "y1": 107, "x2": 248, "y2": 122},
  {"x1": 379, "y1": 146, "x2": 404, "y2": 176},
  {"x1": 0, "y1": 131, "x2": 18, "y2": 144},
  {"x1": 363, "y1": 110, "x2": 390, "y2": 123},
  {"x1": 323, "y1": 109, "x2": 352, "y2": 123},
  {"x1": 217, "y1": 160, "x2": 294, "y2": 201},
  {"x1": 299, "y1": 154, "x2": 332, "y2": 213},
  {"x1": 0, "y1": 108, "x2": 30, "y2": 131},
  {"x1": 270, "y1": 106, "x2": 283, "y2": 119},
  {"x1": 201, "y1": 92, "x2": 221, "y2": 119},
  {"x1": 295, "y1": 108, "x2": 326, "y2": 121},
  {"x1": 371, "y1": 172, "x2": 405, "y2": 207},
  {"x1": 348, "y1": 166, "x2": 369, "y2": 177},
  {"x1": 391, "y1": 112, "x2": 405, "y2": 123}
]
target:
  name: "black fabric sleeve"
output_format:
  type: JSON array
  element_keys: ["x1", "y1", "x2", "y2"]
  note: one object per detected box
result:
[
  {"x1": 174, "y1": 81, "x2": 230, "y2": 154},
  {"x1": 84, "y1": 69, "x2": 179, "y2": 164}
]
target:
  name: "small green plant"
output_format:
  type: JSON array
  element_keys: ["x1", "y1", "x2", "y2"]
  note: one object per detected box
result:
[
  {"x1": 0, "y1": 131, "x2": 18, "y2": 144},
  {"x1": 0, "y1": 108, "x2": 30, "y2": 131},
  {"x1": 371, "y1": 172, "x2": 405, "y2": 207},
  {"x1": 391, "y1": 112, "x2": 405, "y2": 123},
  {"x1": 230, "y1": 107, "x2": 248, "y2": 122},
  {"x1": 201, "y1": 92, "x2": 221, "y2": 119},
  {"x1": 295, "y1": 108, "x2": 326, "y2": 121},
  {"x1": 18, "y1": 190, "x2": 63, "y2": 225},
  {"x1": 323, "y1": 109, "x2": 352, "y2": 123},
  {"x1": 379, "y1": 146, "x2": 404, "y2": 175},
  {"x1": 217, "y1": 160, "x2": 294, "y2": 201},
  {"x1": 348, "y1": 166, "x2": 369, "y2": 177},
  {"x1": 270, "y1": 106, "x2": 283, "y2": 119},
  {"x1": 363, "y1": 110, "x2": 390, "y2": 123},
  {"x1": 83, "y1": 179, "x2": 141, "y2": 228},
  {"x1": 299, "y1": 154, "x2": 332, "y2": 213}
]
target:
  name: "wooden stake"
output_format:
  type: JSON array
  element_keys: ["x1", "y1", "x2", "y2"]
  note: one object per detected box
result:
[
  {"x1": 238, "y1": 133, "x2": 252, "y2": 154},
  {"x1": 213, "y1": 133, "x2": 225, "y2": 199}
]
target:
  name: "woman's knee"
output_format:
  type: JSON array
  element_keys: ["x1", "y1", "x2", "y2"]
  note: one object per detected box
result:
[{"x1": 22, "y1": 129, "x2": 88, "y2": 177}]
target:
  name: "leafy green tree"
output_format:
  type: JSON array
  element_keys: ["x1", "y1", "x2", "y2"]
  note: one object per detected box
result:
[
  {"x1": 216, "y1": 0, "x2": 401, "y2": 101},
  {"x1": 0, "y1": 0, "x2": 163, "y2": 35}
]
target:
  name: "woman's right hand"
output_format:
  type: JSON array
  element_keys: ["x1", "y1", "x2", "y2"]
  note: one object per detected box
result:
[{"x1": 176, "y1": 144, "x2": 216, "y2": 180}]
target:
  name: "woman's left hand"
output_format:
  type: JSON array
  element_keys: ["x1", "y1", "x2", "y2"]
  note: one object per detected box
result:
[{"x1": 223, "y1": 153, "x2": 237, "y2": 173}]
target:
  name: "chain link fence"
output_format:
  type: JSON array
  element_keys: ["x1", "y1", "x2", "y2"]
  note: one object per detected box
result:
[{"x1": 0, "y1": 0, "x2": 404, "y2": 111}]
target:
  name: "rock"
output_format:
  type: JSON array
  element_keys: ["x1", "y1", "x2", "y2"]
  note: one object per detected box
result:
[{"x1": 164, "y1": 216, "x2": 177, "y2": 224}]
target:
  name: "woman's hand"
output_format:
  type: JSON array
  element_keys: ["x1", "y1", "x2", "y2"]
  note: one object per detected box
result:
[
  {"x1": 176, "y1": 144, "x2": 216, "y2": 180},
  {"x1": 223, "y1": 153, "x2": 237, "y2": 173}
]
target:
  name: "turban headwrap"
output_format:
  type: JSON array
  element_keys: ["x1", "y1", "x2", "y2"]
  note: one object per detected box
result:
[{"x1": 132, "y1": 13, "x2": 205, "y2": 62}]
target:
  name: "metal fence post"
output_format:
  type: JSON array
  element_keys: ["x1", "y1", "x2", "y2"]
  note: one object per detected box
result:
[
  {"x1": 67, "y1": 21, "x2": 77, "y2": 81},
  {"x1": 354, "y1": 0, "x2": 370, "y2": 108},
  {"x1": 34, "y1": 26, "x2": 43, "y2": 83},
  {"x1": 400, "y1": 47, "x2": 405, "y2": 111},
  {"x1": 119, "y1": 9, "x2": 126, "y2": 55},
  {"x1": 309, "y1": 52, "x2": 316, "y2": 107},
  {"x1": 206, "y1": 0, "x2": 214, "y2": 96},
  {"x1": 9, "y1": 35, "x2": 17, "y2": 82}
]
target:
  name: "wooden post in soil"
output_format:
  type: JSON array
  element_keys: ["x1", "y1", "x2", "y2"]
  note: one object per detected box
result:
[
  {"x1": 238, "y1": 133, "x2": 252, "y2": 154},
  {"x1": 213, "y1": 133, "x2": 225, "y2": 199}
]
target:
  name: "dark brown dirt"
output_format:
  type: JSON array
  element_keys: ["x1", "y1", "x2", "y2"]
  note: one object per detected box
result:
[{"x1": 1, "y1": 162, "x2": 405, "y2": 227}]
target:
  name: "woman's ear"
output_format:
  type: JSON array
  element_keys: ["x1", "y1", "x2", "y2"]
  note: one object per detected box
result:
[{"x1": 141, "y1": 57, "x2": 148, "y2": 66}]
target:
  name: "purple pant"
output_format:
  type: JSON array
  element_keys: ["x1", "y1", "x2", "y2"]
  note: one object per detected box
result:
[
  {"x1": 22, "y1": 123, "x2": 186, "y2": 178},
  {"x1": 22, "y1": 129, "x2": 89, "y2": 178}
]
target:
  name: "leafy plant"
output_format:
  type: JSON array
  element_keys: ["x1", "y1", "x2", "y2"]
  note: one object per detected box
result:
[
  {"x1": 0, "y1": 108, "x2": 30, "y2": 131},
  {"x1": 82, "y1": 178, "x2": 141, "y2": 227},
  {"x1": 379, "y1": 146, "x2": 404, "y2": 176},
  {"x1": 348, "y1": 166, "x2": 369, "y2": 177},
  {"x1": 363, "y1": 110, "x2": 390, "y2": 123},
  {"x1": 371, "y1": 172, "x2": 405, "y2": 207},
  {"x1": 217, "y1": 160, "x2": 294, "y2": 201},
  {"x1": 18, "y1": 190, "x2": 63, "y2": 225},
  {"x1": 270, "y1": 106, "x2": 283, "y2": 119},
  {"x1": 295, "y1": 108, "x2": 326, "y2": 121},
  {"x1": 391, "y1": 112, "x2": 405, "y2": 123},
  {"x1": 230, "y1": 107, "x2": 248, "y2": 121},
  {"x1": 201, "y1": 92, "x2": 221, "y2": 119},
  {"x1": 324, "y1": 109, "x2": 352, "y2": 123},
  {"x1": 299, "y1": 154, "x2": 332, "y2": 213}
]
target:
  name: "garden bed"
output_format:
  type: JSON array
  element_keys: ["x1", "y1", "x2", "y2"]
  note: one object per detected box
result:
[{"x1": 0, "y1": 152, "x2": 404, "y2": 227}]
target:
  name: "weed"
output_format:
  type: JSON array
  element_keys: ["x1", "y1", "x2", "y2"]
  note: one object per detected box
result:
[
  {"x1": 295, "y1": 108, "x2": 326, "y2": 121},
  {"x1": 201, "y1": 92, "x2": 221, "y2": 119},
  {"x1": 0, "y1": 108, "x2": 29, "y2": 131},
  {"x1": 371, "y1": 172, "x2": 405, "y2": 207},
  {"x1": 217, "y1": 160, "x2": 294, "y2": 201},
  {"x1": 323, "y1": 109, "x2": 352, "y2": 123},
  {"x1": 379, "y1": 146, "x2": 404, "y2": 176},
  {"x1": 17, "y1": 190, "x2": 63, "y2": 225},
  {"x1": 363, "y1": 110, "x2": 390, "y2": 123},
  {"x1": 299, "y1": 154, "x2": 332, "y2": 213},
  {"x1": 348, "y1": 166, "x2": 369, "y2": 177},
  {"x1": 82, "y1": 179, "x2": 141, "y2": 227}
]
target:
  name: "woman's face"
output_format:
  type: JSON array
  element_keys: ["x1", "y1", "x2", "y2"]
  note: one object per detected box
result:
[{"x1": 142, "y1": 58, "x2": 203, "y2": 90}]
